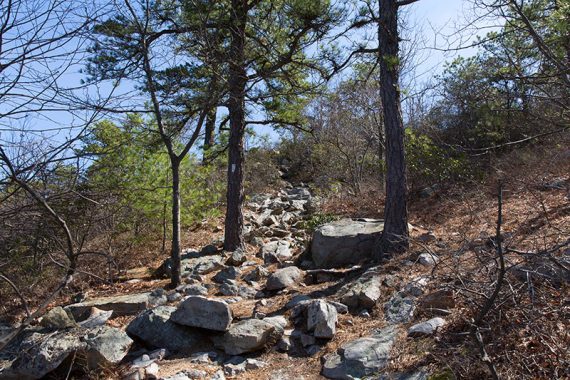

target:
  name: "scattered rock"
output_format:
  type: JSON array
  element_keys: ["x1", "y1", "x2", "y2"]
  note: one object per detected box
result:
[
  {"x1": 384, "y1": 293, "x2": 416, "y2": 324},
  {"x1": 336, "y1": 270, "x2": 382, "y2": 310},
  {"x1": 307, "y1": 300, "x2": 337, "y2": 339},
  {"x1": 213, "y1": 267, "x2": 241, "y2": 284},
  {"x1": 408, "y1": 317, "x2": 446, "y2": 337},
  {"x1": 226, "y1": 249, "x2": 247, "y2": 266},
  {"x1": 261, "y1": 241, "x2": 293, "y2": 264},
  {"x1": 177, "y1": 284, "x2": 209, "y2": 296},
  {"x1": 312, "y1": 218, "x2": 384, "y2": 268},
  {"x1": 214, "y1": 318, "x2": 283, "y2": 355},
  {"x1": 322, "y1": 326, "x2": 399, "y2": 379},
  {"x1": 266, "y1": 266, "x2": 304, "y2": 290},
  {"x1": 127, "y1": 306, "x2": 208, "y2": 353},
  {"x1": 218, "y1": 281, "x2": 257, "y2": 299},
  {"x1": 171, "y1": 296, "x2": 233, "y2": 332},
  {"x1": 417, "y1": 253, "x2": 439, "y2": 266}
]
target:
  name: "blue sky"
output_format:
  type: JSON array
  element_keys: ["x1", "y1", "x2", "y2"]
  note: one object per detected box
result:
[{"x1": 1, "y1": 0, "x2": 498, "y2": 152}]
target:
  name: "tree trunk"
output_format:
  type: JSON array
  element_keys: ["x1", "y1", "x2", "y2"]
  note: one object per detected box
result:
[
  {"x1": 202, "y1": 107, "x2": 217, "y2": 163},
  {"x1": 170, "y1": 158, "x2": 181, "y2": 287},
  {"x1": 376, "y1": 0, "x2": 409, "y2": 256},
  {"x1": 224, "y1": 0, "x2": 248, "y2": 251}
]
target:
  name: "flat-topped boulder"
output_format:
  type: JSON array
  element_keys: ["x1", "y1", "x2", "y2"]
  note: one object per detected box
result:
[
  {"x1": 214, "y1": 318, "x2": 283, "y2": 355},
  {"x1": 171, "y1": 296, "x2": 233, "y2": 332},
  {"x1": 311, "y1": 218, "x2": 384, "y2": 268},
  {"x1": 65, "y1": 292, "x2": 154, "y2": 320},
  {"x1": 127, "y1": 306, "x2": 209, "y2": 353}
]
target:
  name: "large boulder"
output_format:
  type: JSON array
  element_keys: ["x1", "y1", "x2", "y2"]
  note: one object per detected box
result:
[
  {"x1": 171, "y1": 296, "x2": 233, "y2": 332},
  {"x1": 214, "y1": 318, "x2": 283, "y2": 355},
  {"x1": 82, "y1": 326, "x2": 133, "y2": 368},
  {"x1": 266, "y1": 266, "x2": 304, "y2": 290},
  {"x1": 311, "y1": 219, "x2": 384, "y2": 268},
  {"x1": 322, "y1": 326, "x2": 399, "y2": 379},
  {"x1": 127, "y1": 306, "x2": 209, "y2": 353},
  {"x1": 0, "y1": 330, "x2": 86, "y2": 380}
]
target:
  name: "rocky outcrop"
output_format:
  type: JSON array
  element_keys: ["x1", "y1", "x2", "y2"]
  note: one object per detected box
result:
[{"x1": 311, "y1": 219, "x2": 384, "y2": 268}]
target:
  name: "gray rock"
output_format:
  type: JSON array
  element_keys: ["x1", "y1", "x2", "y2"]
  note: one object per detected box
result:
[
  {"x1": 177, "y1": 284, "x2": 209, "y2": 296},
  {"x1": 2, "y1": 330, "x2": 86, "y2": 379},
  {"x1": 167, "y1": 292, "x2": 183, "y2": 302},
  {"x1": 336, "y1": 270, "x2": 382, "y2": 310},
  {"x1": 172, "y1": 296, "x2": 233, "y2": 332},
  {"x1": 418, "y1": 253, "x2": 439, "y2": 266},
  {"x1": 213, "y1": 267, "x2": 241, "y2": 284},
  {"x1": 65, "y1": 292, "x2": 152, "y2": 321},
  {"x1": 218, "y1": 281, "x2": 257, "y2": 299},
  {"x1": 285, "y1": 294, "x2": 312, "y2": 310},
  {"x1": 40, "y1": 306, "x2": 77, "y2": 330},
  {"x1": 311, "y1": 219, "x2": 384, "y2": 268},
  {"x1": 377, "y1": 370, "x2": 429, "y2": 380},
  {"x1": 307, "y1": 300, "x2": 337, "y2": 339},
  {"x1": 321, "y1": 326, "x2": 399, "y2": 379},
  {"x1": 214, "y1": 318, "x2": 282, "y2": 355},
  {"x1": 384, "y1": 293, "x2": 415, "y2": 324},
  {"x1": 243, "y1": 266, "x2": 269, "y2": 283},
  {"x1": 82, "y1": 325, "x2": 133, "y2": 368},
  {"x1": 224, "y1": 358, "x2": 267, "y2": 376},
  {"x1": 188, "y1": 255, "x2": 225, "y2": 275},
  {"x1": 201, "y1": 244, "x2": 219, "y2": 255},
  {"x1": 127, "y1": 306, "x2": 208, "y2": 353},
  {"x1": 266, "y1": 266, "x2": 303, "y2": 290},
  {"x1": 408, "y1": 317, "x2": 446, "y2": 337},
  {"x1": 261, "y1": 241, "x2": 293, "y2": 264},
  {"x1": 226, "y1": 249, "x2": 247, "y2": 266},
  {"x1": 262, "y1": 315, "x2": 288, "y2": 333}
]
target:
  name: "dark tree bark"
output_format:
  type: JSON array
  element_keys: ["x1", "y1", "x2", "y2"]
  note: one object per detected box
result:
[
  {"x1": 202, "y1": 107, "x2": 217, "y2": 162},
  {"x1": 376, "y1": 0, "x2": 409, "y2": 256},
  {"x1": 170, "y1": 158, "x2": 181, "y2": 287},
  {"x1": 224, "y1": 0, "x2": 248, "y2": 251}
]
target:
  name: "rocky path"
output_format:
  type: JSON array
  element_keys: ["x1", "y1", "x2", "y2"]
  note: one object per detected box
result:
[{"x1": 0, "y1": 184, "x2": 453, "y2": 380}]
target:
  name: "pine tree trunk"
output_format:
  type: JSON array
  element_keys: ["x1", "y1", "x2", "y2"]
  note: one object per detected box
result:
[
  {"x1": 224, "y1": 0, "x2": 248, "y2": 251},
  {"x1": 377, "y1": 0, "x2": 409, "y2": 256},
  {"x1": 202, "y1": 107, "x2": 216, "y2": 163},
  {"x1": 170, "y1": 158, "x2": 181, "y2": 287}
]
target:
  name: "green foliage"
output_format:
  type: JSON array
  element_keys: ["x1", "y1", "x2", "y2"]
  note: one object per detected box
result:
[
  {"x1": 405, "y1": 128, "x2": 470, "y2": 186},
  {"x1": 298, "y1": 212, "x2": 339, "y2": 232},
  {"x1": 83, "y1": 116, "x2": 224, "y2": 233}
]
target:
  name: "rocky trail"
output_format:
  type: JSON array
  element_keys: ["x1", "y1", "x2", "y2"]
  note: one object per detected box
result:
[{"x1": 0, "y1": 184, "x2": 467, "y2": 380}]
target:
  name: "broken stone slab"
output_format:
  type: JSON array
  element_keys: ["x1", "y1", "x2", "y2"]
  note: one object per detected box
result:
[
  {"x1": 408, "y1": 317, "x2": 446, "y2": 337},
  {"x1": 214, "y1": 318, "x2": 283, "y2": 355},
  {"x1": 384, "y1": 292, "x2": 416, "y2": 324},
  {"x1": 312, "y1": 218, "x2": 384, "y2": 268},
  {"x1": 0, "y1": 330, "x2": 86, "y2": 380},
  {"x1": 78, "y1": 307, "x2": 113, "y2": 329},
  {"x1": 65, "y1": 292, "x2": 155, "y2": 321},
  {"x1": 322, "y1": 325, "x2": 399, "y2": 379},
  {"x1": 127, "y1": 306, "x2": 209, "y2": 353},
  {"x1": 266, "y1": 266, "x2": 304, "y2": 290},
  {"x1": 171, "y1": 296, "x2": 233, "y2": 332},
  {"x1": 307, "y1": 300, "x2": 337, "y2": 339}
]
